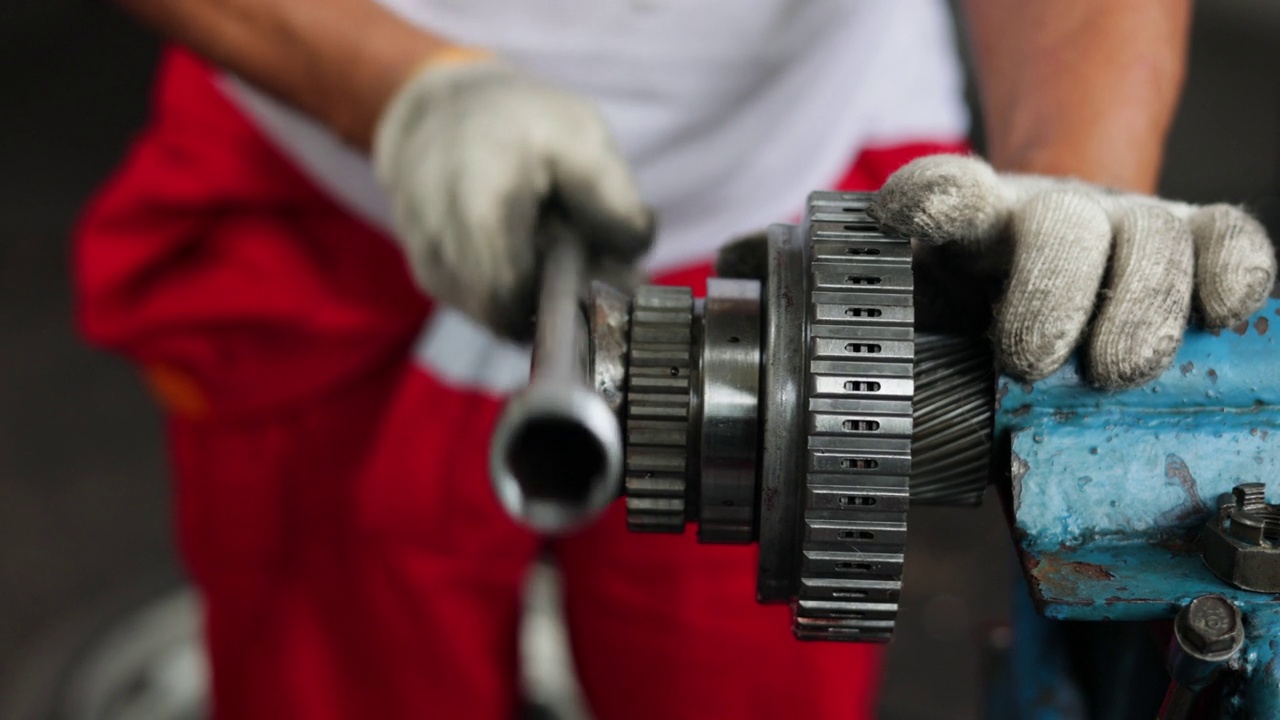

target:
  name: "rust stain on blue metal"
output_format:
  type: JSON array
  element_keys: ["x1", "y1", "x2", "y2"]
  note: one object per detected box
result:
[
  {"x1": 1155, "y1": 454, "x2": 1209, "y2": 527},
  {"x1": 997, "y1": 299, "x2": 1280, "y2": 717}
]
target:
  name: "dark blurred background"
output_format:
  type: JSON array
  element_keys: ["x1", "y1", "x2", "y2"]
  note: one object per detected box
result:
[{"x1": 0, "y1": 1, "x2": 1277, "y2": 718}]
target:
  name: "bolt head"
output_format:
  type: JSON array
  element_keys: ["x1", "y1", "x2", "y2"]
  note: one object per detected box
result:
[{"x1": 1178, "y1": 595, "x2": 1242, "y2": 656}]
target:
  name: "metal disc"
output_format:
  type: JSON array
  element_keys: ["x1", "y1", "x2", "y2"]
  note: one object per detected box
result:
[
  {"x1": 697, "y1": 278, "x2": 763, "y2": 543},
  {"x1": 756, "y1": 223, "x2": 809, "y2": 603}
]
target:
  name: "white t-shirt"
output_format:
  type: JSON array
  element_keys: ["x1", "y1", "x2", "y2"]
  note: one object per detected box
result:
[
  {"x1": 219, "y1": 0, "x2": 969, "y2": 392},
  {"x1": 222, "y1": 0, "x2": 967, "y2": 272}
]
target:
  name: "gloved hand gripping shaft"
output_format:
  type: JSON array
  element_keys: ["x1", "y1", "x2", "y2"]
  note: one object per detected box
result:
[{"x1": 492, "y1": 192, "x2": 995, "y2": 642}]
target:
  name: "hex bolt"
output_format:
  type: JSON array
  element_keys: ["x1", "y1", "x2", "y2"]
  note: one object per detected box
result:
[
  {"x1": 1175, "y1": 595, "x2": 1244, "y2": 658},
  {"x1": 1162, "y1": 596, "x2": 1246, "y2": 720}
]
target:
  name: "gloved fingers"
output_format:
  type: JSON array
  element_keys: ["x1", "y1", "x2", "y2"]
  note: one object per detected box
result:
[
  {"x1": 869, "y1": 154, "x2": 1013, "y2": 250},
  {"x1": 459, "y1": 150, "x2": 549, "y2": 338},
  {"x1": 375, "y1": 60, "x2": 651, "y2": 340},
  {"x1": 406, "y1": 108, "x2": 546, "y2": 338},
  {"x1": 550, "y1": 108, "x2": 655, "y2": 263},
  {"x1": 1188, "y1": 204, "x2": 1276, "y2": 328},
  {"x1": 995, "y1": 189, "x2": 1112, "y2": 380},
  {"x1": 1087, "y1": 206, "x2": 1194, "y2": 387}
]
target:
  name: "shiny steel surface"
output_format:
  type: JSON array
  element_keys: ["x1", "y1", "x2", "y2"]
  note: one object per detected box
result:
[
  {"x1": 756, "y1": 223, "x2": 809, "y2": 602},
  {"x1": 623, "y1": 285, "x2": 696, "y2": 532},
  {"x1": 490, "y1": 236, "x2": 624, "y2": 533},
  {"x1": 697, "y1": 279, "x2": 763, "y2": 544},
  {"x1": 793, "y1": 192, "x2": 914, "y2": 641}
]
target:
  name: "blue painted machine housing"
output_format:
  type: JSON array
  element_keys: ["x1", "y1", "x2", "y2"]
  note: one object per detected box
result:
[{"x1": 994, "y1": 297, "x2": 1280, "y2": 718}]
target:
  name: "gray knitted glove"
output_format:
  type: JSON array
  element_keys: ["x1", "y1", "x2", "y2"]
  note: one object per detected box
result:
[
  {"x1": 870, "y1": 155, "x2": 1276, "y2": 387},
  {"x1": 375, "y1": 61, "x2": 654, "y2": 340}
]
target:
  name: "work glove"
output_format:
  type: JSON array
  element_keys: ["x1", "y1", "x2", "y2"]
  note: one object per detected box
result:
[
  {"x1": 374, "y1": 54, "x2": 654, "y2": 340},
  {"x1": 869, "y1": 155, "x2": 1276, "y2": 388}
]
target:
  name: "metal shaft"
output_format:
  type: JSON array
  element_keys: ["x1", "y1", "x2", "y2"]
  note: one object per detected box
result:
[
  {"x1": 532, "y1": 233, "x2": 590, "y2": 388},
  {"x1": 1157, "y1": 684, "x2": 1198, "y2": 720},
  {"x1": 489, "y1": 230, "x2": 624, "y2": 533}
]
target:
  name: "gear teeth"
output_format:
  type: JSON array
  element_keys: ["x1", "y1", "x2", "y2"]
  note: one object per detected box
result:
[
  {"x1": 794, "y1": 192, "x2": 914, "y2": 641},
  {"x1": 624, "y1": 286, "x2": 696, "y2": 532}
]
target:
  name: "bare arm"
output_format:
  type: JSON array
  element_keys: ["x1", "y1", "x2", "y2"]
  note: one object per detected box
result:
[
  {"x1": 962, "y1": 0, "x2": 1193, "y2": 192},
  {"x1": 115, "y1": 0, "x2": 479, "y2": 148}
]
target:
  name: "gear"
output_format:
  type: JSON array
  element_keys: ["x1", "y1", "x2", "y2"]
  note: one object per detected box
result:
[
  {"x1": 624, "y1": 285, "x2": 696, "y2": 532},
  {"x1": 608, "y1": 191, "x2": 988, "y2": 642},
  {"x1": 793, "y1": 192, "x2": 915, "y2": 641}
]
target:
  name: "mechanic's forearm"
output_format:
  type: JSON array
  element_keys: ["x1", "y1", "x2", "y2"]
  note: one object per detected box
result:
[
  {"x1": 115, "y1": 0, "x2": 477, "y2": 148},
  {"x1": 963, "y1": 0, "x2": 1192, "y2": 193}
]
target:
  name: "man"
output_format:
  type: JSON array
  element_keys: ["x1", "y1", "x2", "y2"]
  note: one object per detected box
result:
[{"x1": 75, "y1": 0, "x2": 1273, "y2": 718}]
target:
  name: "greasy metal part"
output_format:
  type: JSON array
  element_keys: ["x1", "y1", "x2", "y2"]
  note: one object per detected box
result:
[
  {"x1": 1202, "y1": 483, "x2": 1280, "y2": 593},
  {"x1": 793, "y1": 192, "x2": 914, "y2": 641},
  {"x1": 1159, "y1": 596, "x2": 1245, "y2": 720},
  {"x1": 490, "y1": 237, "x2": 624, "y2": 533},
  {"x1": 910, "y1": 333, "x2": 994, "y2": 506},
  {"x1": 623, "y1": 286, "x2": 696, "y2": 532},
  {"x1": 697, "y1": 279, "x2": 763, "y2": 543},
  {"x1": 587, "y1": 281, "x2": 632, "y2": 420},
  {"x1": 756, "y1": 222, "x2": 809, "y2": 603}
]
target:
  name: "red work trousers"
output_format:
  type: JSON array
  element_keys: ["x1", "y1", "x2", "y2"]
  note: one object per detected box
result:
[{"x1": 76, "y1": 48, "x2": 966, "y2": 720}]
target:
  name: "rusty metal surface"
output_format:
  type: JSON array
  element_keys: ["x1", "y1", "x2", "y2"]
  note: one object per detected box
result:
[{"x1": 996, "y1": 298, "x2": 1280, "y2": 717}]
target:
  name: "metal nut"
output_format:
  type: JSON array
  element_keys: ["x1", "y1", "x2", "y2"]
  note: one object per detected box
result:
[
  {"x1": 1175, "y1": 595, "x2": 1243, "y2": 657},
  {"x1": 1200, "y1": 483, "x2": 1280, "y2": 592}
]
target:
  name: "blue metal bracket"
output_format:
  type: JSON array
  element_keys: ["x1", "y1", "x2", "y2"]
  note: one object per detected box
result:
[{"x1": 995, "y1": 298, "x2": 1280, "y2": 718}]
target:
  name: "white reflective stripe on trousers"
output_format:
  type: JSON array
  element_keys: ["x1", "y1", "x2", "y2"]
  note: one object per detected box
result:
[{"x1": 412, "y1": 308, "x2": 532, "y2": 395}]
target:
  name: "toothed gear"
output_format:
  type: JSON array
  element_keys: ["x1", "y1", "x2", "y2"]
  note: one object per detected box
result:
[
  {"x1": 793, "y1": 192, "x2": 915, "y2": 641},
  {"x1": 624, "y1": 285, "x2": 696, "y2": 532}
]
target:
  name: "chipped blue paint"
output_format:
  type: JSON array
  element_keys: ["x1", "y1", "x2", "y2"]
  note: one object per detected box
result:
[
  {"x1": 997, "y1": 307, "x2": 1280, "y2": 414},
  {"x1": 1010, "y1": 416, "x2": 1280, "y2": 549},
  {"x1": 1226, "y1": 604, "x2": 1280, "y2": 720},
  {"x1": 994, "y1": 298, "x2": 1280, "y2": 718}
]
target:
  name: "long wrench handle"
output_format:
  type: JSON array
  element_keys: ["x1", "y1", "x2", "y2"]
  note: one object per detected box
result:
[
  {"x1": 488, "y1": 220, "x2": 624, "y2": 533},
  {"x1": 531, "y1": 223, "x2": 589, "y2": 386}
]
